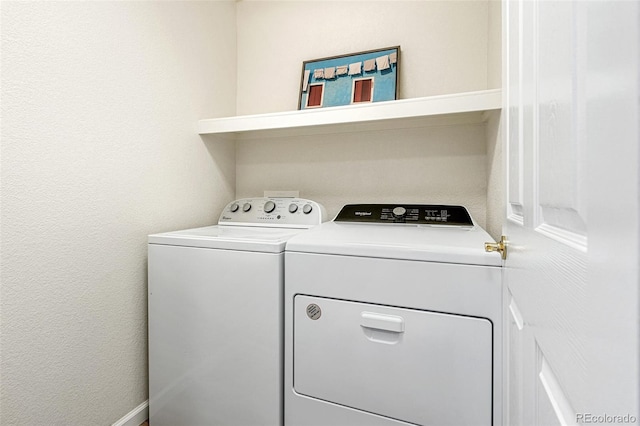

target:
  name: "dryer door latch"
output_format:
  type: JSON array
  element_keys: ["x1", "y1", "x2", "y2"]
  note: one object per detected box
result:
[{"x1": 485, "y1": 235, "x2": 508, "y2": 260}]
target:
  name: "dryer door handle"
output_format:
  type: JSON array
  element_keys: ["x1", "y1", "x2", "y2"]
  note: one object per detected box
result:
[{"x1": 360, "y1": 312, "x2": 405, "y2": 333}]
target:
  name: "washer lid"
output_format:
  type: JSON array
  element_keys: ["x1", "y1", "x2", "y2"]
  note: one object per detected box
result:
[
  {"x1": 148, "y1": 225, "x2": 307, "y2": 253},
  {"x1": 285, "y1": 221, "x2": 502, "y2": 266}
]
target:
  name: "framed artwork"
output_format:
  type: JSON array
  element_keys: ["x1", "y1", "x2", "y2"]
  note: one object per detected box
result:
[{"x1": 298, "y1": 46, "x2": 400, "y2": 110}]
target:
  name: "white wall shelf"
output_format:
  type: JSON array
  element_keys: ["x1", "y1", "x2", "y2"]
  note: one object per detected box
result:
[{"x1": 198, "y1": 89, "x2": 501, "y2": 140}]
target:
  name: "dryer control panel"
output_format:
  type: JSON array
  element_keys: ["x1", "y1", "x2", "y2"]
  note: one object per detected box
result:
[
  {"x1": 334, "y1": 204, "x2": 473, "y2": 226},
  {"x1": 219, "y1": 197, "x2": 327, "y2": 228}
]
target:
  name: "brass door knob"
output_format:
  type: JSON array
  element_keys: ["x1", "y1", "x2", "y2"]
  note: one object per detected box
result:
[{"x1": 485, "y1": 235, "x2": 507, "y2": 260}]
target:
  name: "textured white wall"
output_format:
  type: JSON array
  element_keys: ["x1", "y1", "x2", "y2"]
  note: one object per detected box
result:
[
  {"x1": 236, "y1": 1, "x2": 499, "y2": 229},
  {"x1": 485, "y1": 0, "x2": 503, "y2": 240},
  {"x1": 0, "y1": 2, "x2": 236, "y2": 424},
  {"x1": 237, "y1": 0, "x2": 490, "y2": 115},
  {"x1": 237, "y1": 124, "x2": 489, "y2": 225}
]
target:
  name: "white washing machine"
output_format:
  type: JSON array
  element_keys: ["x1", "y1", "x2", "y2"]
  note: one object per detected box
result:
[
  {"x1": 284, "y1": 204, "x2": 503, "y2": 426},
  {"x1": 148, "y1": 197, "x2": 326, "y2": 426}
]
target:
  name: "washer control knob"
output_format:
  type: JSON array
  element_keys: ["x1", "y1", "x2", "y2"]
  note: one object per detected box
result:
[
  {"x1": 264, "y1": 200, "x2": 276, "y2": 213},
  {"x1": 230, "y1": 203, "x2": 239, "y2": 213},
  {"x1": 392, "y1": 206, "x2": 407, "y2": 218},
  {"x1": 242, "y1": 202, "x2": 252, "y2": 212},
  {"x1": 302, "y1": 204, "x2": 313, "y2": 214},
  {"x1": 289, "y1": 204, "x2": 298, "y2": 213}
]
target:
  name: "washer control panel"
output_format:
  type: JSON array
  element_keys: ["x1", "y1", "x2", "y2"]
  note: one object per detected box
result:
[
  {"x1": 334, "y1": 204, "x2": 474, "y2": 226},
  {"x1": 219, "y1": 197, "x2": 326, "y2": 228}
]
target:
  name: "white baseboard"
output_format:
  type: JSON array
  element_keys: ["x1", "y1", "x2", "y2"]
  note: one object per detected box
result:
[{"x1": 112, "y1": 400, "x2": 149, "y2": 426}]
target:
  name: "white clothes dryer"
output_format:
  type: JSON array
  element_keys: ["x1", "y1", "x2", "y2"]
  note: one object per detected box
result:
[
  {"x1": 284, "y1": 204, "x2": 503, "y2": 426},
  {"x1": 148, "y1": 197, "x2": 325, "y2": 426}
]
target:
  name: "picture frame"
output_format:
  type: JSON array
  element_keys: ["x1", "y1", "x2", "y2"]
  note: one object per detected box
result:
[{"x1": 298, "y1": 46, "x2": 400, "y2": 110}]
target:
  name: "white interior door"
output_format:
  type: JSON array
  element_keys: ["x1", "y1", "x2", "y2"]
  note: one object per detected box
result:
[{"x1": 503, "y1": 1, "x2": 639, "y2": 425}]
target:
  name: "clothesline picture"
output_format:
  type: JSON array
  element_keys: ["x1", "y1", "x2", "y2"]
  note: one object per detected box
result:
[{"x1": 298, "y1": 46, "x2": 400, "y2": 110}]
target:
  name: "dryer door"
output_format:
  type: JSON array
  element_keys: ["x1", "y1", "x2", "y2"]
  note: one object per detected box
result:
[{"x1": 293, "y1": 295, "x2": 492, "y2": 426}]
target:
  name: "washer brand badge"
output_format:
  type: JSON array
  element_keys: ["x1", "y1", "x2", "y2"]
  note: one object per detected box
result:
[
  {"x1": 306, "y1": 304, "x2": 321, "y2": 320},
  {"x1": 355, "y1": 211, "x2": 372, "y2": 217}
]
